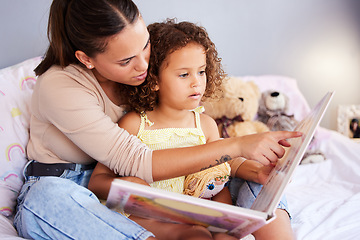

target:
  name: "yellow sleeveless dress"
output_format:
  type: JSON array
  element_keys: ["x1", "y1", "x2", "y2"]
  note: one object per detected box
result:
[
  {"x1": 137, "y1": 107, "x2": 207, "y2": 194},
  {"x1": 137, "y1": 107, "x2": 230, "y2": 198}
]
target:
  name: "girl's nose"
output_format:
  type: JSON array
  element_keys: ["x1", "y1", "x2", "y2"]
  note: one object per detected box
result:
[{"x1": 191, "y1": 76, "x2": 201, "y2": 88}]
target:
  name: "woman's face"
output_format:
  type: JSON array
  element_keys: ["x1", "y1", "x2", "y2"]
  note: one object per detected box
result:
[{"x1": 90, "y1": 17, "x2": 150, "y2": 86}]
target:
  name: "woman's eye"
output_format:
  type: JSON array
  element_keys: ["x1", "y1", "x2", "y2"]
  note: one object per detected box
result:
[
  {"x1": 145, "y1": 39, "x2": 150, "y2": 49},
  {"x1": 199, "y1": 70, "x2": 206, "y2": 76},
  {"x1": 119, "y1": 60, "x2": 131, "y2": 66}
]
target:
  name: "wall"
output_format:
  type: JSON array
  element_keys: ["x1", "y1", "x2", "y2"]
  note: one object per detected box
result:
[
  {"x1": 0, "y1": 0, "x2": 51, "y2": 69},
  {"x1": 134, "y1": 0, "x2": 360, "y2": 130},
  {"x1": 1, "y1": 0, "x2": 360, "y2": 130}
]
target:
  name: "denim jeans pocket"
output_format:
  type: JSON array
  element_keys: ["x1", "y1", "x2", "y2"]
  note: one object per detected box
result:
[{"x1": 59, "y1": 168, "x2": 94, "y2": 188}]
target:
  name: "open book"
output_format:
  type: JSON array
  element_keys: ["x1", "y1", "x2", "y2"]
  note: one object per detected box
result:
[{"x1": 106, "y1": 92, "x2": 334, "y2": 238}]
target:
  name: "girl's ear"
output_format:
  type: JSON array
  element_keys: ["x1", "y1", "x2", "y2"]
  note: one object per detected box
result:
[{"x1": 75, "y1": 50, "x2": 94, "y2": 69}]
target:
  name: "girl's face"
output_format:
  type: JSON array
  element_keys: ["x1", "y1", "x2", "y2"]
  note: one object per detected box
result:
[
  {"x1": 157, "y1": 43, "x2": 207, "y2": 111},
  {"x1": 89, "y1": 17, "x2": 150, "y2": 86}
]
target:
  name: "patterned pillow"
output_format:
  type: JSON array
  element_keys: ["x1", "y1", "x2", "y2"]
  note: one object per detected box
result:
[{"x1": 0, "y1": 57, "x2": 41, "y2": 216}]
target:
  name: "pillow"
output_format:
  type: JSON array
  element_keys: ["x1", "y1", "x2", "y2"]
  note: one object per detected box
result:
[
  {"x1": 0, "y1": 57, "x2": 42, "y2": 217},
  {"x1": 240, "y1": 75, "x2": 311, "y2": 121}
]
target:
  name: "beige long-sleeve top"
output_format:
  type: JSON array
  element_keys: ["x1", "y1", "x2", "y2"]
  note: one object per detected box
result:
[{"x1": 27, "y1": 64, "x2": 153, "y2": 183}]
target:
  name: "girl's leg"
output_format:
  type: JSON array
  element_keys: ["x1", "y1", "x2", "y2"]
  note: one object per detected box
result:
[
  {"x1": 252, "y1": 209, "x2": 294, "y2": 240},
  {"x1": 228, "y1": 178, "x2": 294, "y2": 240},
  {"x1": 130, "y1": 216, "x2": 213, "y2": 240},
  {"x1": 15, "y1": 177, "x2": 154, "y2": 240},
  {"x1": 131, "y1": 216, "x2": 239, "y2": 240}
]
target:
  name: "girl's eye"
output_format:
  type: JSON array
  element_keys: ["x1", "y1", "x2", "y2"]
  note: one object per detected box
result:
[
  {"x1": 179, "y1": 73, "x2": 189, "y2": 78},
  {"x1": 199, "y1": 70, "x2": 206, "y2": 76}
]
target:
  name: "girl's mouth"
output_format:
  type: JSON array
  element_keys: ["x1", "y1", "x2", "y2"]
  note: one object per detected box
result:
[{"x1": 189, "y1": 92, "x2": 201, "y2": 99}]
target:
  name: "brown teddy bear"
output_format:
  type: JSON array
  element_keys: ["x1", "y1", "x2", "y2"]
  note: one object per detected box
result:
[{"x1": 202, "y1": 76, "x2": 269, "y2": 138}]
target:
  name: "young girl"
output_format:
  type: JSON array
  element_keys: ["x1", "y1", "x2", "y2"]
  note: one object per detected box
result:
[
  {"x1": 89, "y1": 19, "x2": 294, "y2": 240},
  {"x1": 119, "y1": 19, "x2": 232, "y2": 203}
]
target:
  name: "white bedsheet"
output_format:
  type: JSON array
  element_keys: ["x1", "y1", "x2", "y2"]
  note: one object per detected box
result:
[{"x1": 286, "y1": 127, "x2": 360, "y2": 240}]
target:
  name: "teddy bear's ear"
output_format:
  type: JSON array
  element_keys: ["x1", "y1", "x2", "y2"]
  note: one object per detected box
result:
[{"x1": 248, "y1": 81, "x2": 261, "y2": 98}]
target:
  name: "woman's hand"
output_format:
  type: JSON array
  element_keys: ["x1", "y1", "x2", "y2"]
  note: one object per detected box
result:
[{"x1": 236, "y1": 131, "x2": 302, "y2": 166}]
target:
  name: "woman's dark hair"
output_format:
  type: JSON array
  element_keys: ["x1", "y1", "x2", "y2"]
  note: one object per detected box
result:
[
  {"x1": 124, "y1": 19, "x2": 226, "y2": 113},
  {"x1": 35, "y1": 0, "x2": 139, "y2": 76}
]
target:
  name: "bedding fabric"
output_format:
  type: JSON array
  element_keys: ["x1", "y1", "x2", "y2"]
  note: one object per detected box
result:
[
  {"x1": 286, "y1": 127, "x2": 360, "y2": 240},
  {"x1": 0, "y1": 57, "x2": 41, "y2": 217},
  {"x1": 1, "y1": 64, "x2": 359, "y2": 239}
]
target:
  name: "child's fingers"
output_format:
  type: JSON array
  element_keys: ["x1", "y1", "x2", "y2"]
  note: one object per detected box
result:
[{"x1": 274, "y1": 131, "x2": 303, "y2": 142}]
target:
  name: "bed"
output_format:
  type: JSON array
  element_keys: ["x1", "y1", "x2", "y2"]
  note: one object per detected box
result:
[{"x1": 0, "y1": 57, "x2": 359, "y2": 239}]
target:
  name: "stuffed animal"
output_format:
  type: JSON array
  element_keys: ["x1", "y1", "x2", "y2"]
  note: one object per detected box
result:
[
  {"x1": 257, "y1": 90, "x2": 326, "y2": 164},
  {"x1": 202, "y1": 77, "x2": 269, "y2": 138},
  {"x1": 257, "y1": 90, "x2": 298, "y2": 131}
]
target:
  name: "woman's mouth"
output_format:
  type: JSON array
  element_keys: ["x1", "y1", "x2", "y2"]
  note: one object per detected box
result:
[{"x1": 135, "y1": 71, "x2": 147, "y2": 81}]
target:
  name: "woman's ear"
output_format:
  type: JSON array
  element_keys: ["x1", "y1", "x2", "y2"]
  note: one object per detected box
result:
[
  {"x1": 153, "y1": 85, "x2": 160, "y2": 91},
  {"x1": 75, "y1": 50, "x2": 94, "y2": 69},
  {"x1": 151, "y1": 78, "x2": 160, "y2": 91}
]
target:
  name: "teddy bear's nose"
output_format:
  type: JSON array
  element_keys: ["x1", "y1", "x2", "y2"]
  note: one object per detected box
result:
[
  {"x1": 239, "y1": 97, "x2": 244, "y2": 102},
  {"x1": 270, "y1": 92, "x2": 280, "y2": 97}
]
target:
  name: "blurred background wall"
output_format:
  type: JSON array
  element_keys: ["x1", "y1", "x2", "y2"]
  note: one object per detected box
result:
[{"x1": 2, "y1": 0, "x2": 360, "y2": 130}]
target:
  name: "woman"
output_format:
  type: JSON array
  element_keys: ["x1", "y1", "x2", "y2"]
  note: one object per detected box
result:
[{"x1": 14, "y1": 0, "x2": 301, "y2": 239}]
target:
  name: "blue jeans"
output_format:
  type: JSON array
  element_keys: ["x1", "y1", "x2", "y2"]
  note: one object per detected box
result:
[
  {"x1": 14, "y1": 161, "x2": 154, "y2": 240},
  {"x1": 228, "y1": 177, "x2": 290, "y2": 217}
]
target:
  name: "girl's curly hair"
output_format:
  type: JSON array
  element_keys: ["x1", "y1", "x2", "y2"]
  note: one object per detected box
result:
[{"x1": 121, "y1": 18, "x2": 226, "y2": 113}]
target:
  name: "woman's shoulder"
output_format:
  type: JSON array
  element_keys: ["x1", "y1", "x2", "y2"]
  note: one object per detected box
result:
[
  {"x1": 40, "y1": 64, "x2": 90, "y2": 80},
  {"x1": 37, "y1": 64, "x2": 98, "y2": 93}
]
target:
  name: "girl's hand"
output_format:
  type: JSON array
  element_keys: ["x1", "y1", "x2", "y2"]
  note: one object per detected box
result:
[
  {"x1": 232, "y1": 159, "x2": 274, "y2": 185},
  {"x1": 236, "y1": 131, "x2": 302, "y2": 166},
  {"x1": 257, "y1": 164, "x2": 275, "y2": 185}
]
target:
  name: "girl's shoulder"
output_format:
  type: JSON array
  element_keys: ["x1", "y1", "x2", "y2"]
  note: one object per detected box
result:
[
  {"x1": 199, "y1": 111, "x2": 220, "y2": 142},
  {"x1": 199, "y1": 112, "x2": 217, "y2": 128},
  {"x1": 118, "y1": 111, "x2": 141, "y2": 135}
]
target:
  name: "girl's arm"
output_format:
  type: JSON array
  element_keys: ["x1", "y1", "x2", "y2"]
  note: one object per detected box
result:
[
  {"x1": 231, "y1": 159, "x2": 274, "y2": 185},
  {"x1": 151, "y1": 112, "x2": 301, "y2": 181},
  {"x1": 88, "y1": 162, "x2": 149, "y2": 200},
  {"x1": 201, "y1": 112, "x2": 278, "y2": 185}
]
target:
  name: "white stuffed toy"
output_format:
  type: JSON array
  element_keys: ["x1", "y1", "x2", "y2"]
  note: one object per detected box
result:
[{"x1": 257, "y1": 90, "x2": 326, "y2": 164}]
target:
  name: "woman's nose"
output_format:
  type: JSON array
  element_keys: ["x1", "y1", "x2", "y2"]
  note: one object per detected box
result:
[{"x1": 135, "y1": 53, "x2": 149, "y2": 72}]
